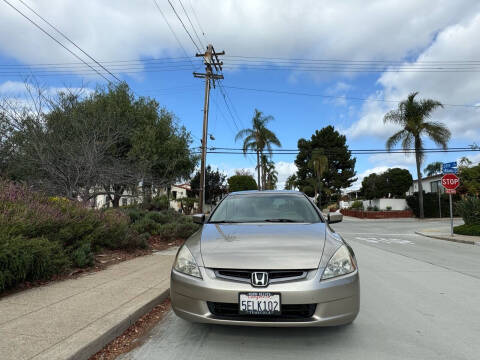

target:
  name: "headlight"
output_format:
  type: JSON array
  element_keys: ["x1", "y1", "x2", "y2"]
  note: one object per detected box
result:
[
  {"x1": 321, "y1": 245, "x2": 356, "y2": 280},
  {"x1": 174, "y1": 246, "x2": 202, "y2": 278}
]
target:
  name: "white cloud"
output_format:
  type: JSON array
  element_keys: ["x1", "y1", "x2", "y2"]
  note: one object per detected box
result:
[
  {"x1": 1, "y1": 0, "x2": 479, "y2": 78},
  {"x1": 275, "y1": 161, "x2": 298, "y2": 189},
  {"x1": 0, "y1": 80, "x2": 26, "y2": 94},
  {"x1": 368, "y1": 152, "x2": 416, "y2": 167},
  {"x1": 346, "y1": 13, "x2": 480, "y2": 141}
]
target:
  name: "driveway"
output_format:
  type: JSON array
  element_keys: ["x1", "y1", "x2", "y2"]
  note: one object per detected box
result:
[{"x1": 119, "y1": 217, "x2": 480, "y2": 360}]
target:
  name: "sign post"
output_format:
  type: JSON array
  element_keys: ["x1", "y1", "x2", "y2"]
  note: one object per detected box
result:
[{"x1": 441, "y1": 171, "x2": 460, "y2": 236}]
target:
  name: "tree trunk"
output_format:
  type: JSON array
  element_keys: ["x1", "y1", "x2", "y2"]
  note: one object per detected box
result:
[
  {"x1": 143, "y1": 181, "x2": 152, "y2": 203},
  {"x1": 112, "y1": 196, "x2": 120, "y2": 208},
  {"x1": 415, "y1": 145, "x2": 424, "y2": 219},
  {"x1": 261, "y1": 152, "x2": 266, "y2": 190},
  {"x1": 112, "y1": 185, "x2": 124, "y2": 208},
  {"x1": 256, "y1": 151, "x2": 261, "y2": 191}
]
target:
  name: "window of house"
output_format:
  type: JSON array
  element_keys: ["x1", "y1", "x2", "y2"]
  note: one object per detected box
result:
[
  {"x1": 122, "y1": 198, "x2": 128, "y2": 206},
  {"x1": 172, "y1": 191, "x2": 177, "y2": 199},
  {"x1": 431, "y1": 180, "x2": 443, "y2": 193}
]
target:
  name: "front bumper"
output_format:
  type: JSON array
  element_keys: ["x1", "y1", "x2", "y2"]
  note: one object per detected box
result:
[{"x1": 170, "y1": 267, "x2": 360, "y2": 327}]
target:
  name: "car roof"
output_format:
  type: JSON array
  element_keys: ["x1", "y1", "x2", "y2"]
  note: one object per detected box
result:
[{"x1": 228, "y1": 190, "x2": 305, "y2": 196}]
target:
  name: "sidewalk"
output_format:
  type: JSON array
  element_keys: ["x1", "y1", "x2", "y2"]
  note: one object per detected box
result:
[
  {"x1": 415, "y1": 229, "x2": 480, "y2": 245},
  {"x1": 0, "y1": 248, "x2": 176, "y2": 360}
]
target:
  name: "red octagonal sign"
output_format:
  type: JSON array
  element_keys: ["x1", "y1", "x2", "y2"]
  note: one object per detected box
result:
[{"x1": 441, "y1": 173, "x2": 460, "y2": 190}]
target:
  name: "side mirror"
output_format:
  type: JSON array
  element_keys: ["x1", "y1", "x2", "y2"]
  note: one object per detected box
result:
[
  {"x1": 327, "y1": 212, "x2": 343, "y2": 224},
  {"x1": 193, "y1": 214, "x2": 206, "y2": 224}
]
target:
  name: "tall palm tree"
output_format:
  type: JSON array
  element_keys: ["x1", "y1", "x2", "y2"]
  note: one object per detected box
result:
[
  {"x1": 308, "y1": 148, "x2": 328, "y2": 201},
  {"x1": 235, "y1": 109, "x2": 281, "y2": 190},
  {"x1": 384, "y1": 92, "x2": 450, "y2": 218}
]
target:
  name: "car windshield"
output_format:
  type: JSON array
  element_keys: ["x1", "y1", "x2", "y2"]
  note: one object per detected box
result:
[{"x1": 208, "y1": 194, "x2": 322, "y2": 223}]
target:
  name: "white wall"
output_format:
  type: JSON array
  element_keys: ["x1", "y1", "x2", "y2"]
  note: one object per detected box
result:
[
  {"x1": 362, "y1": 198, "x2": 407, "y2": 211},
  {"x1": 342, "y1": 198, "x2": 408, "y2": 210}
]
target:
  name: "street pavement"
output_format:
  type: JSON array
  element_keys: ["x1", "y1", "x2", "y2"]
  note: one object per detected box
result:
[{"x1": 120, "y1": 217, "x2": 480, "y2": 360}]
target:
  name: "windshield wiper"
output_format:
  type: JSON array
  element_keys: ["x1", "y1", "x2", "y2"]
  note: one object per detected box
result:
[{"x1": 263, "y1": 218, "x2": 299, "y2": 223}]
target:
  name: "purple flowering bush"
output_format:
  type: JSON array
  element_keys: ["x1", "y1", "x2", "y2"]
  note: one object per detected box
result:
[{"x1": 0, "y1": 180, "x2": 147, "y2": 292}]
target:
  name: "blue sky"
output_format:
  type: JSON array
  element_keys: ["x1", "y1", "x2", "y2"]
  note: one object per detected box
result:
[{"x1": 1, "y1": 0, "x2": 480, "y2": 189}]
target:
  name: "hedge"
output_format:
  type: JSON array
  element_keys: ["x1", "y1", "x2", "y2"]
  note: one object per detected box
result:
[
  {"x1": 406, "y1": 192, "x2": 461, "y2": 218},
  {"x1": 0, "y1": 235, "x2": 70, "y2": 292},
  {"x1": 453, "y1": 224, "x2": 480, "y2": 236},
  {"x1": 0, "y1": 180, "x2": 200, "y2": 293}
]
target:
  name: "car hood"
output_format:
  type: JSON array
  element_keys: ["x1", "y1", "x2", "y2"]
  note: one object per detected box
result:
[{"x1": 200, "y1": 222, "x2": 326, "y2": 270}]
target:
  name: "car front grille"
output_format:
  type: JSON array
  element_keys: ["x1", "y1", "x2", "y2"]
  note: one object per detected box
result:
[
  {"x1": 207, "y1": 302, "x2": 317, "y2": 321},
  {"x1": 214, "y1": 269, "x2": 308, "y2": 283}
]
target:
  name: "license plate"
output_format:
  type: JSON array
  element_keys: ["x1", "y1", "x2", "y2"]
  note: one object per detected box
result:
[{"x1": 239, "y1": 292, "x2": 281, "y2": 315}]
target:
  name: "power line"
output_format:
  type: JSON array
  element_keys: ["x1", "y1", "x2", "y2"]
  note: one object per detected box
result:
[
  {"x1": 178, "y1": 0, "x2": 204, "y2": 50},
  {"x1": 166, "y1": 0, "x2": 202, "y2": 53},
  {"x1": 17, "y1": 0, "x2": 121, "y2": 83},
  {"x1": 208, "y1": 146, "x2": 479, "y2": 152},
  {"x1": 1, "y1": 0, "x2": 112, "y2": 83},
  {"x1": 202, "y1": 148, "x2": 480, "y2": 156},
  {"x1": 152, "y1": 0, "x2": 198, "y2": 70},
  {"x1": 226, "y1": 55, "x2": 480, "y2": 64},
  {"x1": 188, "y1": 0, "x2": 206, "y2": 38},
  {"x1": 0, "y1": 56, "x2": 196, "y2": 68},
  {"x1": 221, "y1": 85, "x2": 480, "y2": 109}
]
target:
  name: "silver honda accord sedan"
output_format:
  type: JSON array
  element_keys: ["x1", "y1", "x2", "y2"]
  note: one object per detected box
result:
[{"x1": 170, "y1": 190, "x2": 359, "y2": 327}]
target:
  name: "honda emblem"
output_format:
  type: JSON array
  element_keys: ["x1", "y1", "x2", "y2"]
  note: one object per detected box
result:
[{"x1": 251, "y1": 272, "x2": 269, "y2": 287}]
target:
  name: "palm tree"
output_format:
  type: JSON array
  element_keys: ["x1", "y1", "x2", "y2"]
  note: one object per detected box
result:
[
  {"x1": 384, "y1": 92, "x2": 450, "y2": 218},
  {"x1": 261, "y1": 154, "x2": 278, "y2": 190},
  {"x1": 423, "y1": 161, "x2": 443, "y2": 177},
  {"x1": 284, "y1": 174, "x2": 298, "y2": 190},
  {"x1": 235, "y1": 109, "x2": 281, "y2": 190},
  {"x1": 308, "y1": 148, "x2": 328, "y2": 201}
]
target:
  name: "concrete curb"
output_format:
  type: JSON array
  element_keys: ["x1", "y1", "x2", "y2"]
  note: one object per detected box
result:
[
  {"x1": 31, "y1": 287, "x2": 171, "y2": 360},
  {"x1": 72, "y1": 288, "x2": 170, "y2": 360},
  {"x1": 414, "y1": 231, "x2": 479, "y2": 245}
]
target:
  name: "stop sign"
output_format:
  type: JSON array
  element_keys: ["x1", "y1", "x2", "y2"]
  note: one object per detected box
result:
[{"x1": 441, "y1": 173, "x2": 460, "y2": 190}]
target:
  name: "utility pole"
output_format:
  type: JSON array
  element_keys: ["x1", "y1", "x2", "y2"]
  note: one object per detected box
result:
[{"x1": 194, "y1": 44, "x2": 224, "y2": 213}]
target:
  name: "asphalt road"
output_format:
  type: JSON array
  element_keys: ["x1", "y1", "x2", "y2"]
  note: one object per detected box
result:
[{"x1": 120, "y1": 218, "x2": 480, "y2": 360}]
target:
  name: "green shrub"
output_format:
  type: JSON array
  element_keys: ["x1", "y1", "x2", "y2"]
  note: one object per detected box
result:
[
  {"x1": 158, "y1": 223, "x2": 178, "y2": 241},
  {"x1": 132, "y1": 217, "x2": 161, "y2": 236},
  {"x1": 124, "y1": 208, "x2": 147, "y2": 223},
  {"x1": 455, "y1": 197, "x2": 480, "y2": 225},
  {"x1": 177, "y1": 197, "x2": 197, "y2": 215},
  {"x1": 174, "y1": 222, "x2": 200, "y2": 239},
  {"x1": 70, "y1": 241, "x2": 94, "y2": 268},
  {"x1": 373, "y1": 205, "x2": 379, "y2": 211},
  {"x1": 386, "y1": 206, "x2": 392, "y2": 211},
  {"x1": 142, "y1": 195, "x2": 169, "y2": 211},
  {"x1": 351, "y1": 200, "x2": 363, "y2": 210},
  {"x1": 453, "y1": 224, "x2": 480, "y2": 236},
  {"x1": 87, "y1": 210, "x2": 134, "y2": 250},
  {"x1": 0, "y1": 235, "x2": 70, "y2": 292}
]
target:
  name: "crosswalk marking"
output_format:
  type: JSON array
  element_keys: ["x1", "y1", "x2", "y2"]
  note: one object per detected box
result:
[{"x1": 354, "y1": 236, "x2": 414, "y2": 245}]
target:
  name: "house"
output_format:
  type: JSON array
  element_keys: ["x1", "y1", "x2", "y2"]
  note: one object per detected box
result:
[
  {"x1": 406, "y1": 174, "x2": 444, "y2": 195},
  {"x1": 168, "y1": 183, "x2": 191, "y2": 211},
  {"x1": 93, "y1": 183, "x2": 192, "y2": 210}
]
